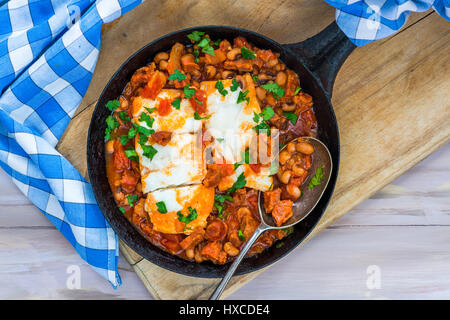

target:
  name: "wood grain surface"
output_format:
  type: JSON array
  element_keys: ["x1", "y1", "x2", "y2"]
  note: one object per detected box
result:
[{"x1": 56, "y1": 0, "x2": 450, "y2": 299}]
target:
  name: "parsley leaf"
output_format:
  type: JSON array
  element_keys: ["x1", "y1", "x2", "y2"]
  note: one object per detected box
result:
[
  {"x1": 177, "y1": 207, "x2": 198, "y2": 230},
  {"x1": 187, "y1": 30, "x2": 205, "y2": 42},
  {"x1": 294, "y1": 86, "x2": 302, "y2": 95},
  {"x1": 171, "y1": 98, "x2": 181, "y2": 110},
  {"x1": 238, "y1": 229, "x2": 245, "y2": 241},
  {"x1": 124, "y1": 148, "x2": 139, "y2": 162},
  {"x1": 120, "y1": 135, "x2": 130, "y2": 145},
  {"x1": 119, "y1": 207, "x2": 125, "y2": 214},
  {"x1": 194, "y1": 112, "x2": 210, "y2": 120},
  {"x1": 237, "y1": 90, "x2": 250, "y2": 104},
  {"x1": 145, "y1": 107, "x2": 156, "y2": 113},
  {"x1": 106, "y1": 99, "x2": 120, "y2": 111},
  {"x1": 308, "y1": 167, "x2": 324, "y2": 190},
  {"x1": 198, "y1": 38, "x2": 215, "y2": 56},
  {"x1": 228, "y1": 172, "x2": 246, "y2": 193},
  {"x1": 139, "y1": 112, "x2": 155, "y2": 128},
  {"x1": 193, "y1": 49, "x2": 200, "y2": 63},
  {"x1": 156, "y1": 201, "x2": 167, "y2": 213},
  {"x1": 261, "y1": 107, "x2": 275, "y2": 121},
  {"x1": 241, "y1": 46, "x2": 256, "y2": 59},
  {"x1": 215, "y1": 194, "x2": 232, "y2": 204},
  {"x1": 126, "y1": 194, "x2": 138, "y2": 207},
  {"x1": 142, "y1": 144, "x2": 158, "y2": 160},
  {"x1": 215, "y1": 80, "x2": 228, "y2": 96},
  {"x1": 252, "y1": 75, "x2": 258, "y2": 83},
  {"x1": 168, "y1": 69, "x2": 187, "y2": 82},
  {"x1": 105, "y1": 115, "x2": 119, "y2": 140},
  {"x1": 184, "y1": 85, "x2": 196, "y2": 99},
  {"x1": 135, "y1": 124, "x2": 155, "y2": 136},
  {"x1": 118, "y1": 111, "x2": 130, "y2": 122},
  {"x1": 275, "y1": 242, "x2": 284, "y2": 248},
  {"x1": 284, "y1": 112, "x2": 298, "y2": 125},
  {"x1": 230, "y1": 78, "x2": 239, "y2": 92},
  {"x1": 262, "y1": 82, "x2": 285, "y2": 99}
]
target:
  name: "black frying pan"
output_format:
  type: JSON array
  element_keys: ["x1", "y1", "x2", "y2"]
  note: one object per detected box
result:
[{"x1": 87, "y1": 22, "x2": 355, "y2": 278}]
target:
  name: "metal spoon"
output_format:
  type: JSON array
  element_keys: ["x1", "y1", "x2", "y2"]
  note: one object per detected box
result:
[{"x1": 209, "y1": 136, "x2": 333, "y2": 300}]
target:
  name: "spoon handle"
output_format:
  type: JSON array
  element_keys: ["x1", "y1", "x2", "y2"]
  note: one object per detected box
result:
[{"x1": 209, "y1": 224, "x2": 269, "y2": 300}]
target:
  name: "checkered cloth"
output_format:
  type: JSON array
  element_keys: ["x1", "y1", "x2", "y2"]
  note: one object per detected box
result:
[
  {"x1": 325, "y1": 0, "x2": 449, "y2": 46},
  {"x1": 0, "y1": 0, "x2": 144, "y2": 287}
]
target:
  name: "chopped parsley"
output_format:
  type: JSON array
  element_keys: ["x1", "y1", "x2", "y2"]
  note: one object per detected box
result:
[
  {"x1": 187, "y1": 30, "x2": 205, "y2": 42},
  {"x1": 120, "y1": 134, "x2": 130, "y2": 145},
  {"x1": 156, "y1": 201, "x2": 167, "y2": 213},
  {"x1": 141, "y1": 144, "x2": 158, "y2": 160},
  {"x1": 105, "y1": 115, "x2": 119, "y2": 140},
  {"x1": 237, "y1": 90, "x2": 250, "y2": 104},
  {"x1": 194, "y1": 112, "x2": 210, "y2": 120},
  {"x1": 252, "y1": 107, "x2": 274, "y2": 136},
  {"x1": 230, "y1": 78, "x2": 239, "y2": 92},
  {"x1": 171, "y1": 98, "x2": 181, "y2": 110},
  {"x1": 168, "y1": 69, "x2": 187, "y2": 82},
  {"x1": 184, "y1": 85, "x2": 196, "y2": 99},
  {"x1": 238, "y1": 229, "x2": 245, "y2": 241},
  {"x1": 213, "y1": 38, "x2": 221, "y2": 46},
  {"x1": 283, "y1": 226, "x2": 294, "y2": 235},
  {"x1": 118, "y1": 111, "x2": 130, "y2": 122},
  {"x1": 126, "y1": 194, "x2": 138, "y2": 207},
  {"x1": 177, "y1": 207, "x2": 198, "y2": 230},
  {"x1": 198, "y1": 38, "x2": 215, "y2": 56},
  {"x1": 252, "y1": 75, "x2": 258, "y2": 83},
  {"x1": 119, "y1": 207, "x2": 125, "y2": 214},
  {"x1": 294, "y1": 86, "x2": 302, "y2": 95},
  {"x1": 139, "y1": 112, "x2": 155, "y2": 128},
  {"x1": 228, "y1": 172, "x2": 246, "y2": 193},
  {"x1": 105, "y1": 99, "x2": 120, "y2": 111},
  {"x1": 215, "y1": 80, "x2": 228, "y2": 96},
  {"x1": 215, "y1": 194, "x2": 232, "y2": 204},
  {"x1": 135, "y1": 124, "x2": 154, "y2": 136},
  {"x1": 284, "y1": 112, "x2": 298, "y2": 125},
  {"x1": 240, "y1": 46, "x2": 256, "y2": 59},
  {"x1": 261, "y1": 107, "x2": 275, "y2": 121},
  {"x1": 275, "y1": 242, "x2": 284, "y2": 248},
  {"x1": 145, "y1": 107, "x2": 156, "y2": 113},
  {"x1": 308, "y1": 167, "x2": 325, "y2": 190},
  {"x1": 124, "y1": 148, "x2": 139, "y2": 162},
  {"x1": 193, "y1": 49, "x2": 200, "y2": 63},
  {"x1": 262, "y1": 82, "x2": 285, "y2": 99}
]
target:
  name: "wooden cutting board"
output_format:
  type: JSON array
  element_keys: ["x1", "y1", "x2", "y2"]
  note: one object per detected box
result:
[{"x1": 56, "y1": 0, "x2": 450, "y2": 299}]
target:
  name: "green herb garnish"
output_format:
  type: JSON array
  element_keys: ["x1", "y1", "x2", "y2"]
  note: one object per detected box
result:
[
  {"x1": 228, "y1": 172, "x2": 246, "y2": 193},
  {"x1": 168, "y1": 69, "x2": 187, "y2": 82},
  {"x1": 237, "y1": 90, "x2": 250, "y2": 104},
  {"x1": 230, "y1": 78, "x2": 239, "y2": 92},
  {"x1": 262, "y1": 82, "x2": 285, "y2": 99},
  {"x1": 124, "y1": 148, "x2": 139, "y2": 162},
  {"x1": 284, "y1": 112, "x2": 298, "y2": 125},
  {"x1": 105, "y1": 115, "x2": 119, "y2": 140},
  {"x1": 198, "y1": 38, "x2": 215, "y2": 56},
  {"x1": 215, "y1": 80, "x2": 228, "y2": 96},
  {"x1": 241, "y1": 46, "x2": 256, "y2": 59},
  {"x1": 142, "y1": 144, "x2": 158, "y2": 160},
  {"x1": 139, "y1": 112, "x2": 155, "y2": 128},
  {"x1": 187, "y1": 31, "x2": 205, "y2": 42},
  {"x1": 194, "y1": 112, "x2": 210, "y2": 120},
  {"x1": 193, "y1": 49, "x2": 200, "y2": 63},
  {"x1": 156, "y1": 201, "x2": 167, "y2": 213},
  {"x1": 238, "y1": 229, "x2": 245, "y2": 241},
  {"x1": 184, "y1": 85, "x2": 196, "y2": 99},
  {"x1": 126, "y1": 194, "x2": 138, "y2": 207},
  {"x1": 177, "y1": 207, "x2": 198, "y2": 230},
  {"x1": 308, "y1": 167, "x2": 324, "y2": 190},
  {"x1": 171, "y1": 98, "x2": 181, "y2": 110},
  {"x1": 118, "y1": 111, "x2": 130, "y2": 122},
  {"x1": 294, "y1": 87, "x2": 302, "y2": 95},
  {"x1": 119, "y1": 207, "x2": 126, "y2": 214},
  {"x1": 120, "y1": 135, "x2": 130, "y2": 145},
  {"x1": 106, "y1": 99, "x2": 120, "y2": 111}
]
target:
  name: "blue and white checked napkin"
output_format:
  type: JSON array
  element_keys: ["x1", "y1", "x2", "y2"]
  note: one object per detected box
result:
[
  {"x1": 325, "y1": 0, "x2": 449, "y2": 46},
  {"x1": 0, "y1": 0, "x2": 143, "y2": 287}
]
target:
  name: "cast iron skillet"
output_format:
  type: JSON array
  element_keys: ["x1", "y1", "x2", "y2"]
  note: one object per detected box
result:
[{"x1": 87, "y1": 22, "x2": 355, "y2": 278}]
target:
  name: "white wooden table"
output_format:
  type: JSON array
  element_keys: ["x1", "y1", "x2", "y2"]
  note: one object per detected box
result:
[{"x1": 0, "y1": 143, "x2": 448, "y2": 300}]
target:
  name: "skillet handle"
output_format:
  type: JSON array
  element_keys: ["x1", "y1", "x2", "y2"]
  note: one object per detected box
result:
[{"x1": 283, "y1": 22, "x2": 355, "y2": 98}]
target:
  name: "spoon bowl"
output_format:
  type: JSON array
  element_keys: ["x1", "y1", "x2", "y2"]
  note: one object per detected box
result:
[{"x1": 210, "y1": 136, "x2": 333, "y2": 300}]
